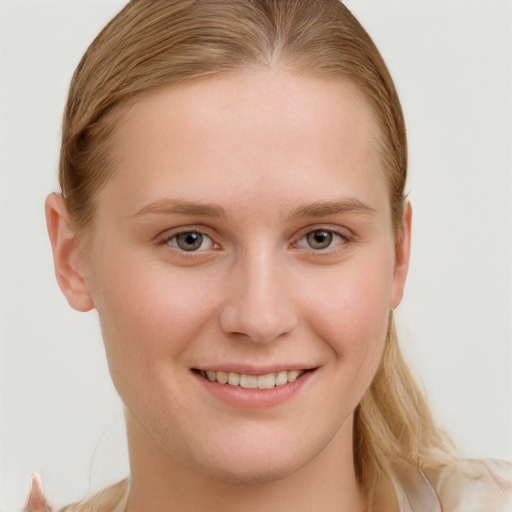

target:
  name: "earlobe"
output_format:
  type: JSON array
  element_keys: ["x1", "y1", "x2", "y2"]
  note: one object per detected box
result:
[
  {"x1": 45, "y1": 193, "x2": 94, "y2": 312},
  {"x1": 391, "y1": 202, "x2": 412, "y2": 309}
]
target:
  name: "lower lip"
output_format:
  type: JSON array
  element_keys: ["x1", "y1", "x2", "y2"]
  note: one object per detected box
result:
[{"x1": 193, "y1": 370, "x2": 315, "y2": 409}]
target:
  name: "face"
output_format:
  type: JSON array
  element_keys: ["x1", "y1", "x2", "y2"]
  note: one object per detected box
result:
[{"x1": 74, "y1": 73, "x2": 409, "y2": 484}]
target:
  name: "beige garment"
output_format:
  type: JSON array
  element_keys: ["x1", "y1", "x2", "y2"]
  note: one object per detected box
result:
[
  {"x1": 393, "y1": 459, "x2": 512, "y2": 512},
  {"x1": 434, "y1": 459, "x2": 512, "y2": 512},
  {"x1": 27, "y1": 459, "x2": 512, "y2": 512}
]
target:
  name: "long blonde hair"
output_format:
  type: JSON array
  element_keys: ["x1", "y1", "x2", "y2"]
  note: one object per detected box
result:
[{"x1": 57, "y1": 0, "x2": 455, "y2": 509}]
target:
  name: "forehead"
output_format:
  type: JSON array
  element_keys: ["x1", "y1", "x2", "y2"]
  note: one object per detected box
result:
[
  {"x1": 113, "y1": 72, "x2": 380, "y2": 159},
  {"x1": 101, "y1": 72, "x2": 388, "y2": 220}
]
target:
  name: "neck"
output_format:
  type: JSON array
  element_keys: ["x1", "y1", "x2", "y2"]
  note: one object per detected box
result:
[{"x1": 125, "y1": 410, "x2": 367, "y2": 512}]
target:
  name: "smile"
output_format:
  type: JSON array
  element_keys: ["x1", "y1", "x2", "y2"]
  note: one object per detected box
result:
[{"x1": 197, "y1": 369, "x2": 306, "y2": 389}]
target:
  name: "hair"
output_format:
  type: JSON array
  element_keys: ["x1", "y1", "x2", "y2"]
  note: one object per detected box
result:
[{"x1": 57, "y1": 0, "x2": 456, "y2": 509}]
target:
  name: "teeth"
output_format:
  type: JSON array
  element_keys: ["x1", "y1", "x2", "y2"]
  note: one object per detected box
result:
[
  {"x1": 287, "y1": 370, "x2": 301, "y2": 383},
  {"x1": 228, "y1": 372, "x2": 240, "y2": 386},
  {"x1": 240, "y1": 374, "x2": 258, "y2": 388},
  {"x1": 257, "y1": 373, "x2": 275, "y2": 389},
  {"x1": 199, "y1": 369, "x2": 305, "y2": 389},
  {"x1": 275, "y1": 370, "x2": 288, "y2": 386},
  {"x1": 216, "y1": 371, "x2": 228, "y2": 384}
]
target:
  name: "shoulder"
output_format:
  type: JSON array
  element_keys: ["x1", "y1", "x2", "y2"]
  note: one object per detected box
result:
[
  {"x1": 391, "y1": 459, "x2": 512, "y2": 512},
  {"x1": 433, "y1": 459, "x2": 512, "y2": 512}
]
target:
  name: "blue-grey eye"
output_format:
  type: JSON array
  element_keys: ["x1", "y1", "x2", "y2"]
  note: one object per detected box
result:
[
  {"x1": 169, "y1": 232, "x2": 213, "y2": 252},
  {"x1": 297, "y1": 229, "x2": 346, "y2": 251},
  {"x1": 306, "y1": 230, "x2": 333, "y2": 250}
]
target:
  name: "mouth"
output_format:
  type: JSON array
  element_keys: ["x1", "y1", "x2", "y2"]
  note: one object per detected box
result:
[{"x1": 194, "y1": 369, "x2": 310, "y2": 390}]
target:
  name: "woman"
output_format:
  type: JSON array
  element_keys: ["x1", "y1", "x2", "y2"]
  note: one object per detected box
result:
[{"x1": 23, "y1": 0, "x2": 511, "y2": 510}]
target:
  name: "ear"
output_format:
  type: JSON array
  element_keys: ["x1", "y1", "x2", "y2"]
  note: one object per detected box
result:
[
  {"x1": 45, "y1": 193, "x2": 94, "y2": 312},
  {"x1": 391, "y1": 202, "x2": 412, "y2": 309}
]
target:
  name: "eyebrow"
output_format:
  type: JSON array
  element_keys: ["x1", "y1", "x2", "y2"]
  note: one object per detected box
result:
[
  {"x1": 133, "y1": 197, "x2": 376, "y2": 220},
  {"x1": 133, "y1": 198, "x2": 226, "y2": 218},
  {"x1": 287, "y1": 198, "x2": 376, "y2": 220}
]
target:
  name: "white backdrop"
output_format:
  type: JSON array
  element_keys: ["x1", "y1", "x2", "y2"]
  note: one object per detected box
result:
[{"x1": 0, "y1": 0, "x2": 510, "y2": 509}]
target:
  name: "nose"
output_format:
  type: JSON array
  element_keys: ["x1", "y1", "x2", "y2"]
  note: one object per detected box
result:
[{"x1": 219, "y1": 247, "x2": 298, "y2": 344}]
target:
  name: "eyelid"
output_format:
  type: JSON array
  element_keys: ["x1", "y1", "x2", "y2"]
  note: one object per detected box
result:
[
  {"x1": 153, "y1": 223, "x2": 353, "y2": 254},
  {"x1": 291, "y1": 224, "x2": 354, "y2": 251},
  {"x1": 155, "y1": 226, "x2": 221, "y2": 252}
]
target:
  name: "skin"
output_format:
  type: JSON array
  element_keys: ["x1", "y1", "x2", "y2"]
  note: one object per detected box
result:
[{"x1": 46, "y1": 72, "x2": 411, "y2": 512}]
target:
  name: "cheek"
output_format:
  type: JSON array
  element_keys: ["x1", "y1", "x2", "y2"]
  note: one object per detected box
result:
[
  {"x1": 88, "y1": 255, "x2": 215, "y2": 391},
  {"x1": 301, "y1": 254, "x2": 393, "y2": 363}
]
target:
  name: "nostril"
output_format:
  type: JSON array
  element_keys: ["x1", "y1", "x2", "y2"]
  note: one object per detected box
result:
[{"x1": 219, "y1": 310, "x2": 298, "y2": 344}]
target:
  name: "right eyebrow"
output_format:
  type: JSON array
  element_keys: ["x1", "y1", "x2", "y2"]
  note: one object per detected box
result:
[{"x1": 132, "y1": 198, "x2": 226, "y2": 218}]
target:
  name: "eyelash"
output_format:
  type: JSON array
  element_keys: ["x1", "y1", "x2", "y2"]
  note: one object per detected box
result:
[
  {"x1": 293, "y1": 227, "x2": 353, "y2": 253},
  {"x1": 156, "y1": 229, "x2": 219, "y2": 253},
  {"x1": 155, "y1": 226, "x2": 353, "y2": 254}
]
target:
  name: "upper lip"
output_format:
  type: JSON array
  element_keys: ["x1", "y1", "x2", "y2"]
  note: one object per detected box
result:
[{"x1": 193, "y1": 365, "x2": 317, "y2": 375}]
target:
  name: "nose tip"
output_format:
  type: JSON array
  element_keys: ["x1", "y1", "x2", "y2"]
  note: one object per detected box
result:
[
  {"x1": 220, "y1": 298, "x2": 298, "y2": 344},
  {"x1": 219, "y1": 257, "x2": 298, "y2": 344}
]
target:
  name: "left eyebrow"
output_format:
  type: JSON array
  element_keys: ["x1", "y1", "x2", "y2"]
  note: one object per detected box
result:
[{"x1": 287, "y1": 198, "x2": 377, "y2": 221}]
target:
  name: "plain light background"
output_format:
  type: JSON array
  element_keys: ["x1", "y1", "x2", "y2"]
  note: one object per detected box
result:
[{"x1": 0, "y1": 0, "x2": 511, "y2": 509}]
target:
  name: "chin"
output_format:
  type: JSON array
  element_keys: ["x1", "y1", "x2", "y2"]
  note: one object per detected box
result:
[
  {"x1": 207, "y1": 461, "x2": 300, "y2": 486},
  {"x1": 192, "y1": 443, "x2": 308, "y2": 486}
]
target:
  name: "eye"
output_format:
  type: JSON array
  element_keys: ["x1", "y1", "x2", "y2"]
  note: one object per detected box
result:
[
  {"x1": 166, "y1": 231, "x2": 214, "y2": 252},
  {"x1": 297, "y1": 229, "x2": 347, "y2": 251}
]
